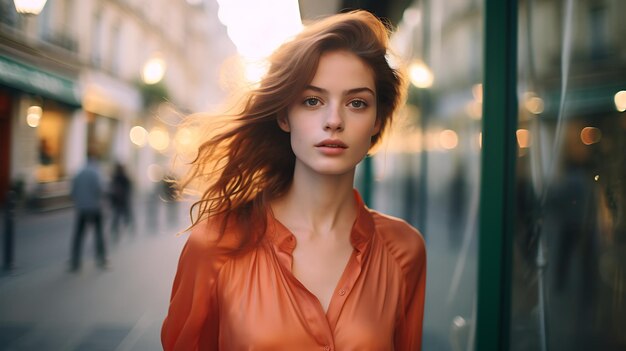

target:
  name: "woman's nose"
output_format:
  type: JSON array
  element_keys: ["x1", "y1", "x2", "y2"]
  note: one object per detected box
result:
[{"x1": 324, "y1": 104, "x2": 344, "y2": 131}]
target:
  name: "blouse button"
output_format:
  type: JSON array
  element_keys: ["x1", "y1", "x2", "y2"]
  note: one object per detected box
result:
[
  {"x1": 323, "y1": 346, "x2": 331, "y2": 351},
  {"x1": 339, "y1": 289, "x2": 346, "y2": 296}
]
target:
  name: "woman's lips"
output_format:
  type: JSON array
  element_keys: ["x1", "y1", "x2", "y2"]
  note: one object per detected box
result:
[
  {"x1": 315, "y1": 139, "x2": 348, "y2": 148},
  {"x1": 315, "y1": 139, "x2": 348, "y2": 155}
]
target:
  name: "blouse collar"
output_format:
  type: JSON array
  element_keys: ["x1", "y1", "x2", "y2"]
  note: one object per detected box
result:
[{"x1": 266, "y1": 189, "x2": 375, "y2": 257}]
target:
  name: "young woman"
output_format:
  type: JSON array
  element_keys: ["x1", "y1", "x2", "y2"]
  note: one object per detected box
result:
[{"x1": 162, "y1": 10, "x2": 426, "y2": 350}]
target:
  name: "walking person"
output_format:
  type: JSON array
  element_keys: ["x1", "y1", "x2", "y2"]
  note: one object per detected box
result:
[
  {"x1": 162, "y1": 10, "x2": 426, "y2": 350},
  {"x1": 109, "y1": 162, "x2": 133, "y2": 240},
  {"x1": 69, "y1": 151, "x2": 108, "y2": 272}
]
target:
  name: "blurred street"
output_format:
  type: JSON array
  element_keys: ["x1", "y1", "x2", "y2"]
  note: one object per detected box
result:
[{"x1": 0, "y1": 197, "x2": 187, "y2": 351}]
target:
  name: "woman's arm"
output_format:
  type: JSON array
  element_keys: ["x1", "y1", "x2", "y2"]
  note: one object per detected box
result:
[
  {"x1": 161, "y1": 222, "x2": 230, "y2": 351},
  {"x1": 394, "y1": 231, "x2": 427, "y2": 350}
]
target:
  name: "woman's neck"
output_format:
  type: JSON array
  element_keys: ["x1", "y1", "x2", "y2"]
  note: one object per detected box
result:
[{"x1": 271, "y1": 166, "x2": 357, "y2": 237}]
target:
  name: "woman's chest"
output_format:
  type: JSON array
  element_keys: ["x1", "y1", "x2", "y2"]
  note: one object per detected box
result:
[{"x1": 215, "y1": 248, "x2": 403, "y2": 350}]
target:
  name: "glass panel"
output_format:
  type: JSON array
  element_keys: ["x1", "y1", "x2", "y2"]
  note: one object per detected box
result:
[
  {"x1": 369, "y1": 0, "x2": 483, "y2": 349},
  {"x1": 512, "y1": 0, "x2": 626, "y2": 350}
]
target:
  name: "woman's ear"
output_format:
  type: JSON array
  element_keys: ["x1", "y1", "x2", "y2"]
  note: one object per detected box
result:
[{"x1": 277, "y1": 115, "x2": 290, "y2": 132}]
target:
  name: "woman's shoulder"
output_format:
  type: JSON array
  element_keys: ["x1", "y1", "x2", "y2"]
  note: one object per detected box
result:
[
  {"x1": 184, "y1": 214, "x2": 243, "y2": 257},
  {"x1": 369, "y1": 210, "x2": 426, "y2": 270}
]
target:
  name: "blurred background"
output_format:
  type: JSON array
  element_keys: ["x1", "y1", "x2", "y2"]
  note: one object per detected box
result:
[{"x1": 0, "y1": 0, "x2": 625, "y2": 350}]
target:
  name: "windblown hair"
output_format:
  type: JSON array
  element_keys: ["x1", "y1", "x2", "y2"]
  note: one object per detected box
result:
[{"x1": 180, "y1": 10, "x2": 406, "y2": 251}]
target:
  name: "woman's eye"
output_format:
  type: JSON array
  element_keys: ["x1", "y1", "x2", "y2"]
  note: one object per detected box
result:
[
  {"x1": 349, "y1": 100, "x2": 367, "y2": 109},
  {"x1": 303, "y1": 97, "x2": 321, "y2": 107}
]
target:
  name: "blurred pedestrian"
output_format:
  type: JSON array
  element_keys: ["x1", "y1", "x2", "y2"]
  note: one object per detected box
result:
[
  {"x1": 109, "y1": 162, "x2": 133, "y2": 240},
  {"x1": 69, "y1": 151, "x2": 108, "y2": 272},
  {"x1": 162, "y1": 11, "x2": 426, "y2": 350}
]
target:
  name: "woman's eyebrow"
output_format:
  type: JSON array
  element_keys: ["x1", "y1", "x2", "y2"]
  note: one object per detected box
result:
[
  {"x1": 345, "y1": 87, "x2": 375, "y2": 97},
  {"x1": 304, "y1": 85, "x2": 376, "y2": 97}
]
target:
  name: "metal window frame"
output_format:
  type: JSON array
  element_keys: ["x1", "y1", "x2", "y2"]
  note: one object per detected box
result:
[{"x1": 476, "y1": 0, "x2": 518, "y2": 350}]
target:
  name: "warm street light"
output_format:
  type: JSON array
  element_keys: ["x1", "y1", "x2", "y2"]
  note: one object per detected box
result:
[
  {"x1": 13, "y1": 0, "x2": 48, "y2": 15},
  {"x1": 142, "y1": 55, "x2": 166, "y2": 85},
  {"x1": 409, "y1": 60, "x2": 434, "y2": 88}
]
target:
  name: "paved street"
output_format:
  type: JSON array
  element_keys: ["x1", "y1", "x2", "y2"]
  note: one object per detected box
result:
[{"x1": 0, "y1": 198, "x2": 187, "y2": 351}]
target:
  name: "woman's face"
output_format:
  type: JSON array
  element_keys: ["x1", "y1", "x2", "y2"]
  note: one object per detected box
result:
[{"x1": 279, "y1": 50, "x2": 379, "y2": 177}]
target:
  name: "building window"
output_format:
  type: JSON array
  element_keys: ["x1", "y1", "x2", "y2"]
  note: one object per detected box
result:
[{"x1": 36, "y1": 102, "x2": 70, "y2": 182}]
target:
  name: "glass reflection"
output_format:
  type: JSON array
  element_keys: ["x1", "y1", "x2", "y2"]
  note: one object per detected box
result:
[
  {"x1": 513, "y1": 0, "x2": 626, "y2": 350},
  {"x1": 373, "y1": 1, "x2": 483, "y2": 350}
]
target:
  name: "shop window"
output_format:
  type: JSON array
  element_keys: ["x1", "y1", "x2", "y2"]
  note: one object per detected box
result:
[
  {"x1": 87, "y1": 112, "x2": 118, "y2": 164},
  {"x1": 36, "y1": 105, "x2": 68, "y2": 182}
]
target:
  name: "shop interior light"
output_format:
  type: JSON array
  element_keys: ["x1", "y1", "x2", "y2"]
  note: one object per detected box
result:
[
  {"x1": 14, "y1": 0, "x2": 48, "y2": 15},
  {"x1": 26, "y1": 105, "x2": 42, "y2": 127}
]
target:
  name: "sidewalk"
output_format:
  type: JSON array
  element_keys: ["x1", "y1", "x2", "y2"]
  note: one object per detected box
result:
[{"x1": 0, "y1": 199, "x2": 188, "y2": 351}]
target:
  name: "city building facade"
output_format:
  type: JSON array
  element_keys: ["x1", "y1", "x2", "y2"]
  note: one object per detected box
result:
[{"x1": 0, "y1": 0, "x2": 233, "y2": 209}]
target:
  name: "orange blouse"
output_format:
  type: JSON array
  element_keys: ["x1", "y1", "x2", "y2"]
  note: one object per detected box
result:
[{"x1": 161, "y1": 192, "x2": 426, "y2": 350}]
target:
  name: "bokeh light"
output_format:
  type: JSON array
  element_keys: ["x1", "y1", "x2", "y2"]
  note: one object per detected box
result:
[
  {"x1": 148, "y1": 127, "x2": 170, "y2": 151},
  {"x1": 516, "y1": 129, "x2": 531, "y2": 148},
  {"x1": 580, "y1": 126, "x2": 602, "y2": 145},
  {"x1": 615, "y1": 90, "x2": 626, "y2": 112},
  {"x1": 142, "y1": 55, "x2": 166, "y2": 85},
  {"x1": 439, "y1": 129, "x2": 458, "y2": 150},
  {"x1": 409, "y1": 60, "x2": 434, "y2": 88},
  {"x1": 26, "y1": 105, "x2": 42, "y2": 127},
  {"x1": 523, "y1": 92, "x2": 544, "y2": 115},
  {"x1": 129, "y1": 126, "x2": 148, "y2": 146}
]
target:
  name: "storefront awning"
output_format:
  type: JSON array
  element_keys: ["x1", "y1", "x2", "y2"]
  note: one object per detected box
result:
[{"x1": 0, "y1": 55, "x2": 81, "y2": 107}]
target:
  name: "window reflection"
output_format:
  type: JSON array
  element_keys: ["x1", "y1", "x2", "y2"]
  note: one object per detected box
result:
[{"x1": 513, "y1": 0, "x2": 626, "y2": 350}]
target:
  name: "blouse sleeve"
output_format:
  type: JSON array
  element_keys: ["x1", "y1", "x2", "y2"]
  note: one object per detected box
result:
[
  {"x1": 161, "y1": 221, "x2": 231, "y2": 351},
  {"x1": 394, "y1": 230, "x2": 427, "y2": 351}
]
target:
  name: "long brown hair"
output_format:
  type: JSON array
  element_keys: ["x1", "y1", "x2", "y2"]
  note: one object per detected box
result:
[{"x1": 179, "y1": 10, "x2": 406, "y2": 250}]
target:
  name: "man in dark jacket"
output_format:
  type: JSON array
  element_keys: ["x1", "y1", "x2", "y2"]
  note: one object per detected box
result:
[{"x1": 69, "y1": 153, "x2": 108, "y2": 271}]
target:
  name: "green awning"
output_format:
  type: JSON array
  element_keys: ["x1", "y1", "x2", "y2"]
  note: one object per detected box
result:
[{"x1": 0, "y1": 55, "x2": 81, "y2": 107}]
